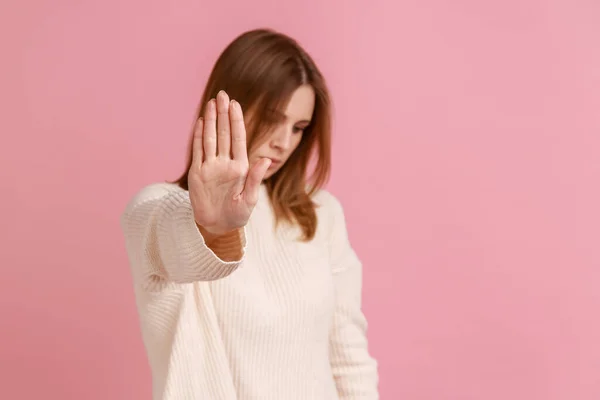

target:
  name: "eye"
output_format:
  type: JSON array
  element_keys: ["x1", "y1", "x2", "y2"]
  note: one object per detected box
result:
[{"x1": 293, "y1": 123, "x2": 310, "y2": 134}]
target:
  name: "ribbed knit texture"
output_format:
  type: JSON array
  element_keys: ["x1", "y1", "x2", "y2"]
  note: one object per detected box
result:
[{"x1": 120, "y1": 182, "x2": 379, "y2": 400}]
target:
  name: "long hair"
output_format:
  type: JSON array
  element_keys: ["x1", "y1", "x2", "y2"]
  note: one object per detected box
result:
[{"x1": 172, "y1": 28, "x2": 332, "y2": 241}]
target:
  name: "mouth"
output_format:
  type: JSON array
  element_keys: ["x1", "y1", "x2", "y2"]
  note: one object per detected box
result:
[{"x1": 266, "y1": 158, "x2": 282, "y2": 167}]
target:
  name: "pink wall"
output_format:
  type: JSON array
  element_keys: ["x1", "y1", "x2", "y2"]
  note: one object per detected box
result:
[{"x1": 2, "y1": 0, "x2": 599, "y2": 398}]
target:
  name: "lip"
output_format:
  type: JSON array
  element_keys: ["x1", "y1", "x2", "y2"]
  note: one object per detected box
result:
[{"x1": 266, "y1": 158, "x2": 282, "y2": 167}]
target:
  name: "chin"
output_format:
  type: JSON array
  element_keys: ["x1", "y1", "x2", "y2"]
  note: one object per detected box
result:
[
  {"x1": 263, "y1": 170, "x2": 276, "y2": 180},
  {"x1": 263, "y1": 163, "x2": 284, "y2": 180}
]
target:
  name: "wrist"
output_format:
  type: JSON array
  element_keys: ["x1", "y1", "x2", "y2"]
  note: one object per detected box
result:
[{"x1": 196, "y1": 223, "x2": 237, "y2": 245}]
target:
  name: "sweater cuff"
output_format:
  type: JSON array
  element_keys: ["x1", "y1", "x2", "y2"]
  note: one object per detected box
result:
[{"x1": 157, "y1": 190, "x2": 247, "y2": 282}]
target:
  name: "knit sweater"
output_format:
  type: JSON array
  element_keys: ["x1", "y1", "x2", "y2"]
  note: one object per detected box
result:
[{"x1": 119, "y1": 182, "x2": 379, "y2": 400}]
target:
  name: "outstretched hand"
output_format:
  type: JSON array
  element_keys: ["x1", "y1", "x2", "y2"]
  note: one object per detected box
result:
[{"x1": 188, "y1": 90, "x2": 271, "y2": 237}]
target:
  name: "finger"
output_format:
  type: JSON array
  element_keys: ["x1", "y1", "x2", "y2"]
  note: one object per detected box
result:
[
  {"x1": 243, "y1": 158, "x2": 272, "y2": 204},
  {"x1": 191, "y1": 117, "x2": 204, "y2": 166},
  {"x1": 230, "y1": 100, "x2": 248, "y2": 164},
  {"x1": 216, "y1": 90, "x2": 231, "y2": 158},
  {"x1": 203, "y1": 99, "x2": 217, "y2": 160}
]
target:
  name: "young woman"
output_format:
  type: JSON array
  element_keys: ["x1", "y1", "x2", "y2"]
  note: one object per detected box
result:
[{"x1": 120, "y1": 28, "x2": 379, "y2": 399}]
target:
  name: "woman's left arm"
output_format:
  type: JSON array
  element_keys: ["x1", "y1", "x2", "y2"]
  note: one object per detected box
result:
[{"x1": 326, "y1": 194, "x2": 379, "y2": 399}]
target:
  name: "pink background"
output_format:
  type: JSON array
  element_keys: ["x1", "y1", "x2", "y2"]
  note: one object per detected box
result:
[{"x1": 2, "y1": 0, "x2": 599, "y2": 398}]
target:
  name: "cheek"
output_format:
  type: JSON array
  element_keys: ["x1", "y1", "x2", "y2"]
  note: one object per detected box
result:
[
  {"x1": 249, "y1": 142, "x2": 268, "y2": 160},
  {"x1": 289, "y1": 135, "x2": 303, "y2": 153}
]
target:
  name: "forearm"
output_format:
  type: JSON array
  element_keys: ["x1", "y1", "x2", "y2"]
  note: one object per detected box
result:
[{"x1": 121, "y1": 187, "x2": 247, "y2": 284}]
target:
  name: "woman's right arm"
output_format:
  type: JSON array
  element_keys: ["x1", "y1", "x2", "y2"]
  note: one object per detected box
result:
[
  {"x1": 120, "y1": 185, "x2": 247, "y2": 284},
  {"x1": 121, "y1": 90, "x2": 271, "y2": 286}
]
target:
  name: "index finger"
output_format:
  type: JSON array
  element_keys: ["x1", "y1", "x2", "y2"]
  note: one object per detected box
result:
[
  {"x1": 191, "y1": 117, "x2": 204, "y2": 166},
  {"x1": 229, "y1": 100, "x2": 248, "y2": 163}
]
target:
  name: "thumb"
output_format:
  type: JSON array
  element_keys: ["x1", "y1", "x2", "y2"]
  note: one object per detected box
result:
[{"x1": 243, "y1": 158, "x2": 272, "y2": 204}]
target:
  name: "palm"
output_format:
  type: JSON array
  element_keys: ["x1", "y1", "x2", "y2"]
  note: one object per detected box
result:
[
  {"x1": 188, "y1": 91, "x2": 270, "y2": 236},
  {"x1": 191, "y1": 159, "x2": 251, "y2": 230}
]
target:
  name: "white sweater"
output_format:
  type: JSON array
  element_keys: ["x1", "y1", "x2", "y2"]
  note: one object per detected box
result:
[{"x1": 120, "y1": 182, "x2": 379, "y2": 399}]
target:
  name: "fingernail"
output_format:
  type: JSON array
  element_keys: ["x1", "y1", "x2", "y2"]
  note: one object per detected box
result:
[{"x1": 231, "y1": 100, "x2": 239, "y2": 114}]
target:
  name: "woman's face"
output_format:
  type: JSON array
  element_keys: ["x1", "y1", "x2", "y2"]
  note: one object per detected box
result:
[{"x1": 248, "y1": 84, "x2": 315, "y2": 180}]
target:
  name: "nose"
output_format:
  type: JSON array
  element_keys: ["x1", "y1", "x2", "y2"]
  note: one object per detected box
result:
[{"x1": 270, "y1": 125, "x2": 294, "y2": 151}]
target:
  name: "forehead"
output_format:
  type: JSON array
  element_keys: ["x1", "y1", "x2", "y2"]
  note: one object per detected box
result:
[{"x1": 284, "y1": 84, "x2": 315, "y2": 121}]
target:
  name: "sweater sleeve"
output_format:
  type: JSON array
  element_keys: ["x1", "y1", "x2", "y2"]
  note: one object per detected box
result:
[
  {"x1": 326, "y1": 194, "x2": 379, "y2": 399},
  {"x1": 120, "y1": 184, "x2": 246, "y2": 286}
]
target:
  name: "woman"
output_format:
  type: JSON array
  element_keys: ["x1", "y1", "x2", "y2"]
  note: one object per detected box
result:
[{"x1": 120, "y1": 28, "x2": 379, "y2": 399}]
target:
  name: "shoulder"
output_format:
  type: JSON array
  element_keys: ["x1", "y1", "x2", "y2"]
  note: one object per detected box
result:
[
  {"x1": 311, "y1": 188, "x2": 348, "y2": 230},
  {"x1": 310, "y1": 188, "x2": 356, "y2": 256},
  {"x1": 126, "y1": 182, "x2": 184, "y2": 203},
  {"x1": 312, "y1": 187, "x2": 342, "y2": 209},
  {"x1": 120, "y1": 182, "x2": 187, "y2": 222}
]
